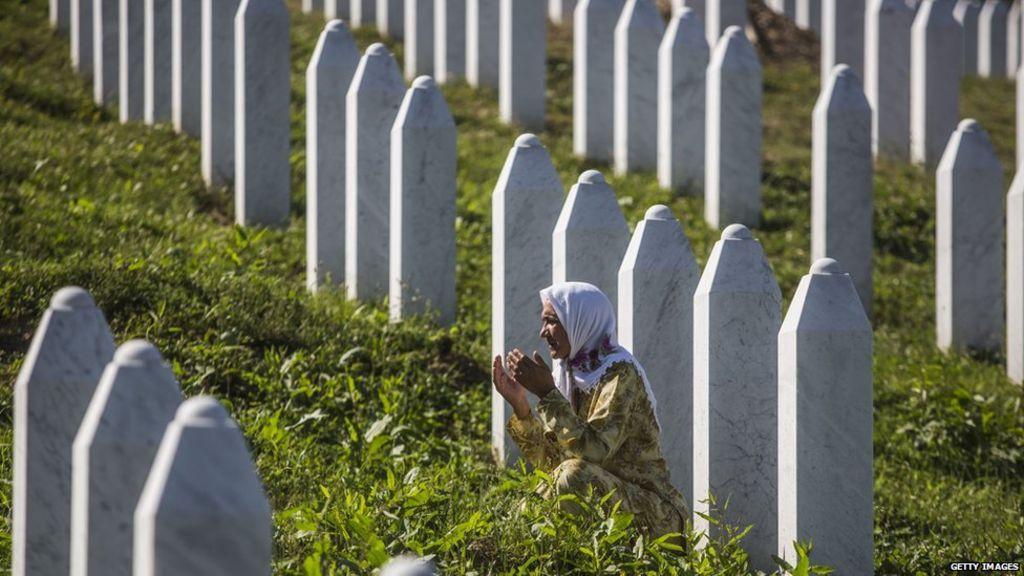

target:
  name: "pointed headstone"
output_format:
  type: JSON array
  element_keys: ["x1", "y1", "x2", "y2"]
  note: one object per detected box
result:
[
  {"x1": 346, "y1": 43, "x2": 406, "y2": 301},
  {"x1": 573, "y1": 0, "x2": 625, "y2": 161},
  {"x1": 306, "y1": 20, "x2": 361, "y2": 291},
  {"x1": 467, "y1": 0, "x2": 500, "y2": 88},
  {"x1": 552, "y1": 170, "x2": 631, "y2": 309},
  {"x1": 377, "y1": 0, "x2": 404, "y2": 38},
  {"x1": 72, "y1": 0, "x2": 95, "y2": 79},
  {"x1": 705, "y1": 26, "x2": 762, "y2": 229},
  {"x1": 978, "y1": 0, "x2": 1009, "y2": 78},
  {"x1": 118, "y1": 0, "x2": 145, "y2": 121},
  {"x1": 1008, "y1": 167, "x2": 1024, "y2": 384},
  {"x1": 796, "y1": 0, "x2": 821, "y2": 32},
  {"x1": 658, "y1": 4, "x2": 707, "y2": 193},
  {"x1": 133, "y1": 397, "x2": 272, "y2": 576},
  {"x1": 500, "y1": 0, "x2": 547, "y2": 130},
  {"x1": 911, "y1": 0, "x2": 963, "y2": 167},
  {"x1": 389, "y1": 77, "x2": 458, "y2": 326},
  {"x1": 201, "y1": 0, "x2": 241, "y2": 187},
  {"x1": 705, "y1": 0, "x2": 746, "y2": 46},
  {"x1": 404, "y1": 0, "x2": 435, "y2": 79},
  {"x1": 351, "y1": 0, "x2": 376, "y2": 27},
  {"x1": 1019, "y1": 61, "x2": 1024, "y2": 166},
  {"x1": 172, "y1": 0, "x2": 202, "y2": 136},
  {"x1": 13, "y1": 287, "x2": 116, "y2": 576},
  {"x1": 93, "y1": 0, "x2": 119, "y2": 105},
  {"x1": 954, "y1": 0, "x2": 981, "y2": 75},
  {"x1": 549, "y1": 0, "x2": 577, "y2": 24},
  {"x1": 145, "y1": 0, "x2": 174, "y2": 124},
  {"x1": 491, "y1": 134, "x2": 564, "y2": 464},
  {"x1": 936, "y1": 119, "x2": 1004, "y2": 352},
  {"x1": 822, "y1": 0, "x2": 865, "y2": 79},
  {"x1": 70, "y1": 341, "x2": 183, "y2": 576},
  {"x1": 436, "y1": 0, "x2": 466, "y2": 82},
  {"x1": 1007, "y1": 0, "x2": 1020, "y2": 78},
  {"x1": 777, "y1": 258, "x2": 873, "y2": 576},
  {"x1": 693, "y1": 224, "x2": 781, "y2": 575},
  {"x1": 866, "y1": 0, "x2": 914, "y2": 160},
  {"x1": 614, "y1": 0, "x2": 665, "y2": 174},
  {"x1": 618, "y1": 204, "x2": 700, "y2": 499},
  {"x1": 235, "y1": 0, "x2": 291, "y2": 227}
]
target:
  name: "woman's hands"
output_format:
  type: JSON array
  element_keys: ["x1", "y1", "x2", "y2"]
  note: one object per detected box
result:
[
  {"x1": 492, "y1": 355, "x2": 530, "y2": 419},
  {"x1": 506, "y1": 349, "x2": 556, "y2": 398}
]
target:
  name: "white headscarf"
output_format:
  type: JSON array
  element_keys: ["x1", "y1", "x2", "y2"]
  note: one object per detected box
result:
[{"x1": 539, "y1": 282, "x2": 660, "y2": 428}]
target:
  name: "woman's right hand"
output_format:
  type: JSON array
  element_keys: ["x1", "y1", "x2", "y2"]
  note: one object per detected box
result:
[{"x1": 492, "y1": 355, "x2": 531, "y2": 420}]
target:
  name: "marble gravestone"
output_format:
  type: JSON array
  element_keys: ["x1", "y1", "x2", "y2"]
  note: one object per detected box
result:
[
  {"x1": 777, "y1": 258, "x2": 874, "y2": 576},
  {"x1": 813, "y1": 65, "x2": 873, "y2": 315},
  {"x1": 93, "y1": 0, "x2": 119, "y2": 105},
  {"x1": 467, "y1": 0, "x2": 500, "y2": 88},
  {"x1": 134, "y1": 397, "x2": 272, "y2": 576},
  {"x1": 1008, "y1": 167, "x2": 1024, "y2": 384},
  {"x1": 13, "y1": 287, "x2": 116, "y2": 576},
  {"x1": 954, "y1": 0, "x2": 981, "y2": 76},
  {"x1": 549, "y1": 0, "x2": 576, "y2": 24},
  {"x1": 1007, "y1": 0, "x2": 1020, "y2": 79},
  {"x1": 658, "y1": 4, "x2": 707, "y2": 193},
  {"x1": 119, "y1": 0, "x2": 145, "y2": 122},
  {"x1": 822, "y1": 0, "x2": 864, "y2": 79},
  {"x1": 614, "y1": 0, "x2": 665, "y2": 174},
  {"x1": 302, "y1": 0, "x2": 324, "y2": 13},
  {"x1": 796, "y1": 0, "x2": 821, "y2": 32},
  {"x1": 573, "y1": 0, "x2": 625, "y2": 162},
  {"x1": 72, "y1": 0, "x2": 94, "y2": 78},
  {"x1": 172, "y1": 0, "x2": 202, "y2": 136},
  {"x1": 705, "y1": 0, "x2": 746, "y2": 47},
  {"x1": 144, "y1": 0, "x2": 173, "y2": 124},
  {"x1": 705, "y1": 26, "x2": 762, "y2": 229},
  {"x1": 1019, "y1": 60, "x2": 1024, "y2": 166},
  {"x1": 491, "y1": 134, "x2": 564, "y2": 464},
  {"x1": 500, "y1": 0, "x2": 547, "y2": 130},
  {"x1": 380, "y1": 556, "x2": 440, "y2": 576},
  {"x1": 866, "y1": 0, "x2": 914, "y2": 160},
  {"x1": 326, "y1": 0, "x2": 350, "y2": 19},
  {"x1": 70, "y1": 340, "x2": 183, "y2": 576},
  {"x1": 351, "y1": 0, "x2": 376, "y2": 27},
  {"x1": 201, "y1": 0, "x2": 241, "y2": 188},
  {"x1": 618, "y1": 204, "x2": 701, "y2": 499},
  {"x1": 54, "y1": 0, "x2": 71, "y2": 32},
  {"x1": 389, "y1": 77, "x2": 458, "y2": 326},
  {"x1": 552, "y1": 170, "x2": 631, "y2": 309},
  {"x1": 978, "y1": 0, "x2": 1009, "y2": 78},
  {"x1": 911, "y1": 0, "x2": 963, "y2": 168},
  {"x1": 936, "y1": 119, "x2": 1004, "y2": 352},
  {"x1": 377, "y1": 0, "x2": 404, "y2": 38},
  {"x1": 306, "y1": 20, "x2": 360, "y2": 291},
  {"x1": 692, "y1": 224, "x2": 781, "y2": 575},
  {"x1": 235, "y1": 0, "x2": 291, "y2": 227},
  {"x1": 346, "y1": 44, "x2": 406, "y2": 301},
  {"x1": 436, "y1": 0, "x2": 467, "y2": 83},
  {"x1": 404, "y1": 0, "x2": 434, "y2": 80}
]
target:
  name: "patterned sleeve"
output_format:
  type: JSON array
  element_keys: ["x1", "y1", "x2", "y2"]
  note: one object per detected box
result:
[
  {"x1": 534, "y1": 362, "x2": 639, "y2": 465},
  {"x1": 506, "y1": 411, "x2": 564, "y2": 470}
]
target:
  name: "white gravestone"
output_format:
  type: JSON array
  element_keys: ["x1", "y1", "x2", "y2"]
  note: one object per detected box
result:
[
  {"x1": 351, "y1": 0, "x2": 376, "y2": 27},
  {"x1": 380, "y1": 557, "x2": 440, "y2": 576},
  {"x1": 796, "y1": 0, "x2": 821, "y2": 32},
  {"x1": 405, "y1": 0, "x2": 435, "y2": 79},
  {"x1": 618, "y1": 204, "x2": 701, "y2": 499},
  {"x1": 822, "y1": 0, "x2": 864, "y2": 79},
  {"x1": 119, "y1": 0, "x2": 145, "y2": 122},
  {"x1": 377, "y1": 0, "x2": 404, "y2": 38},
  {"x1": 303, "y1": 0, "x2": 324, "y2": 13},
  {"x1": 705, "y1": 0, "x2": 746, "y2": 46},
  {"x1": 573, "y1": 0, "x2": 625, "y2": 162},
  {"x1": 70, "y1": 340, "x2": 183, "y2": 576},
  {"x1": 936, "y1": 119, "x2": 1004, "y2": 352},
  {"x1": 133, "y1": 397, "x2": 272, "y2": 576},
  {"x1": 201, "y1": 0, "x2": 241, "y2": 187},
  {"x1": 235, "y1": 0, "x2": 291, "y2": 227},
  {"x1": 978, "y1": 0, "x2": 1009, "y2": 77},
  {"x1": 692, "y1": 224, "x2": 781, "y2": 575},
  {"x1": 436, "y1": 0, "x2": 467, "y2": 83},
  {"x1": 777, "y1": 258, "x2": 873, "y2": 576},
  {"x1": 911, "y1": 0, "x2": 963, "y2": 167},
  {"x1": 549, "y1": 0, "x2": 577, "y2": 24},
  {"x1": 72, "y1": 0, "x2": 94, "y2": 78},
  {"x1": 145, "y1": 0, "x2": 173, "y2": 124},
  {"x1": 705, "y1": 26, "x2": 762, "y2": 229},
  {"x1": 552, "y1": 170, "x2": 631, "y2": 309},
  {"x1": 306, "y1": 20, "x2": 360, "y2": 291},
  {"x1": 954, "y1": 0, "x2": 981, "y2": 76},
  {"x1": 813, "y1": 65, "x2": 873, "y2": 315},
  {"x1": 1007, "y1": 0, "x2": 1020, "y2": 78},
  {"x1": 93, "y1": 0, "x2": 119, "y2": 105},
  {"x1": 491, "y1": 134, "x2": 564, "y2": 464},
  {"x1": 866, "y1": 0, "x2": 914, "y2": 160},
  {"x1": 614, "y1": 0, "x2": 665, "y2": 174},
  {"x1": 346, "y1": 44, "x2": 406, "y2": 301},
  {"x1": 681, "y1": 0, "x2": 705, "y2": 20},
  {"x1": 500, "y1": 0, "x2": 547, "y2": 130},
  {"x1": 13, "y1": 287, "x2": 116, "y2": 576},
  {"x1": 326, "y1": 0, "x2": 350, "y2": 19},
  {"x1": 54, "y1": 0, "x2": 71, "y2": 32},
  {"x1": 172, "y1": 0, "x2": 202, "y2": 136},
  {"x1": 1019, "y1": 61, "x2": 1024, "y2": 166},
  {"x1": 658, "y1": 5, "x2": 708, "y2": 193},
  {"x1": 389, "y1": 77, "x2": 458, "y2": 326},
  {"x1": 1008, "y1": 167, "x2": 1024, "y2": 384},
  {"x1": 467, "y1": 0, "x2": 500, "y2": 88}
]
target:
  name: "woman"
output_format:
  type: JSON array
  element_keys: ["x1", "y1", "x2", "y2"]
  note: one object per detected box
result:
[{"x1": 492, "y1": 281, "x2": 688, "y2": 538}]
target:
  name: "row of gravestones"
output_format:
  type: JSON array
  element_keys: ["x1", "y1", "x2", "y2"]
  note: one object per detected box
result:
[{"x1": 487, "y1": 135, "x2": 873, "y2": 574}]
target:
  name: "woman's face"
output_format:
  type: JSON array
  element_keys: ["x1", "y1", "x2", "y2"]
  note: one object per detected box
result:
[{"x1": 540, "y1": 300, "x2": 571, "y2": 360}]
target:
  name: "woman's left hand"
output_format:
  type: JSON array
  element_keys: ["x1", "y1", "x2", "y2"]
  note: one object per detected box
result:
[{"x1": 507, "y1": 349, "x2": 556, "y2": 398}]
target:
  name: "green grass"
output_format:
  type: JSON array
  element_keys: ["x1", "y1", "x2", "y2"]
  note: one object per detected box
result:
[{"x1": 1, "y1": 0, "x2": 1023, "y2": 573}]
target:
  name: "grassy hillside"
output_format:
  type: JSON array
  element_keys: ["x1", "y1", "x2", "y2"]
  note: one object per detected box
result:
[{"x1": 1, "y1": 0, "x2": 1022, "y2": 573}]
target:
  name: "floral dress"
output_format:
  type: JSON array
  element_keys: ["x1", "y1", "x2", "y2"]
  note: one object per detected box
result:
[{"x1": 506, "y1": 360, "x2": 689, "y2": 538}]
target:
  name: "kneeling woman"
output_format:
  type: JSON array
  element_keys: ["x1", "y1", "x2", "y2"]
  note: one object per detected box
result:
[{"x1": 492, "y1": 282, "x2": 688, "y2": 538}]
